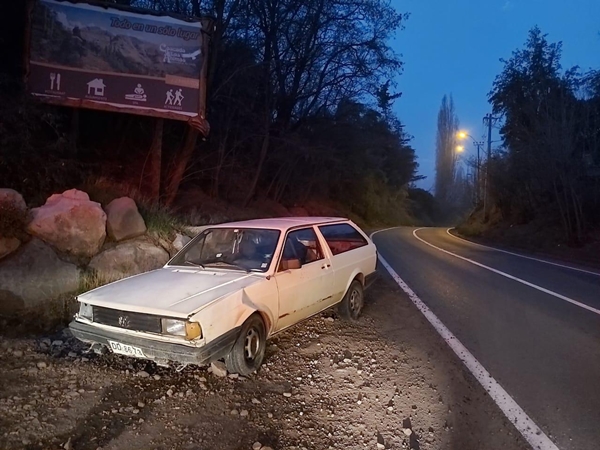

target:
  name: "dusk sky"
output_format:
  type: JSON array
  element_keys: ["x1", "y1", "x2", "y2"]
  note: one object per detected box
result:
[{"x1": 390, "y1": 0, "x2": 600, "y2": 191}]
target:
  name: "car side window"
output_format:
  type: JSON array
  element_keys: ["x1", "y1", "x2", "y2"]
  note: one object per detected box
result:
[
  {"x1": 318, "y1": 223, "x2": 368, "y2": 256},
  {"x1": 279, "y1": 227, "x2": 324, "y2": 270}
]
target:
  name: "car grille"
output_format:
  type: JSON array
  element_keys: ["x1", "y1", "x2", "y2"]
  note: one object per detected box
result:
[{"x1": 92, "y1": 306, "x2": 161, "y2": 333}]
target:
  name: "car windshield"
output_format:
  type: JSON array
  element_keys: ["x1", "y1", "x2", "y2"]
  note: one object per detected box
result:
[{"x1": 169, "y1": 228, "x2": 281, "y2": 273}]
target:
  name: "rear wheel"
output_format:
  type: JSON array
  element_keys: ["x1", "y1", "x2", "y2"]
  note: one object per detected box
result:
[
  {"x1": 225, "y1": 314, "x2": 266, "y2": 375},
  {"x1": 337, "y1": 279, "x2": 364, "y2": 320}
]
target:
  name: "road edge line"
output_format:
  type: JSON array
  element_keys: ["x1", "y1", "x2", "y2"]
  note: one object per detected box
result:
[
  {"x1": 412, "y1": 228, "x2": 600, "y2": 316},
  {"x1": 370, "y1": 228, "x2": 559, "y2": 450},
  {"x1": 445, "y1": 228, "x2": 600, "y2": 277}
]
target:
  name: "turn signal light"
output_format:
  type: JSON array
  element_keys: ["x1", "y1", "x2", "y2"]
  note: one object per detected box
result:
[{"x1": 185, "y1": 321, "x2": 202, "y2": 340}]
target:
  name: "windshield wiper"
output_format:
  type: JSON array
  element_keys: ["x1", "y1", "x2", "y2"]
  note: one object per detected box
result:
[
  {"x1": 183, "y1": 261, "x2": 205, "y2": 269},
  {"x1": 205, "y1": 260, "x2": 251, "y2": 273}
]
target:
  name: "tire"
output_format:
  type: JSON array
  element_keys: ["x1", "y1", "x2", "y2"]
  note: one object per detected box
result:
[
  {"x1": 337, "y1": 279, "x2": 364, "y2": 320},
  {"x1": 225, "y1": 314, "x2": 267, "y2": 376}
]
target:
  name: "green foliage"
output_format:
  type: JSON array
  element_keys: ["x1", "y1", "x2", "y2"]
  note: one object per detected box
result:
[
  {"x1": 78, "y1": 269, "x2": 123, "y2": 295},
  {"x1": 138, "y1": 203, "x2": 184, "y2": 240},
  {"x1": 486, "y1": 26, "x2": 600, "y2": 244},
  {"x1": 0, "y1": 0, "x2": 430, "y2": 228}
]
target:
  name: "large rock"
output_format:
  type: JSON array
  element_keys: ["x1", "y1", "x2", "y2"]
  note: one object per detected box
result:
[
  {"x1": 27, "y1": 189, "x2": 106, "y2": 258},
  {"x1": 88, "y1": 240, "x2": 169, "y2": 280},
  {"x1": 0, "y1": 189, "x2": 28, "y2": 260},
  {"x1": 0, "y1": 188, "x2": 27, "y2": 212},
  {"x1": 0, "y1": 237, "x2": 20, "y2": 260},
  {"x1": 172, "y1": 233, "x2": 192, "y2": 252},
  {"x1": 105, "y1": 197, "x2": 147, "y2": 241},
  {"x1": 0, "y1": 238, "x2": 80, "y2": 313}
]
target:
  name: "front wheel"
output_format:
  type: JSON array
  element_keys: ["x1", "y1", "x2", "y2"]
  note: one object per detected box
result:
[
  {"x1": 225, "y1": 314, "x2": 267, "y2": 375},
  {"x1": 337, "y1": 279, "x2": 364, "y2": 320}
]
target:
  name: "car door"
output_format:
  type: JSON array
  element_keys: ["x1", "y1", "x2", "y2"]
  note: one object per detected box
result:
[
  {"x1": 273, "y1": 227, "x2": 334, "y2": 332},
  {"x1": 317, "y1": 222, "x2": 372, "y2": 303}
]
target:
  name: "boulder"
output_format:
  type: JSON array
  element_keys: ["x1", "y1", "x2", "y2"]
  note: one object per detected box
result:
[
  {"x1": 0, "y1": 237, "x2": 20, "y2": 260},
  {"x1": 105, "y1": 197, "x2": 147, "y2": 241},
  {"x1": 0, "y1": 188, "x2": 27, "y2": 212},
  {"x1": 27, "y1": 189, "x2": 106, "y2": 258},
  {"x1": 88, "y1": 240, "x2": 169, "y2": 280},
  {"x1": 0, "y1": 188, "x2": 29, "y2": 240},
  {"x1": 172, "y1": 233, "x2": 192, "y2": 252},
  {"x1": 183, "y1": 226, "x2": 208, "y2": 237},
  {"x1": 0, "y1": 238, "x2": 79, "y2": 313}
]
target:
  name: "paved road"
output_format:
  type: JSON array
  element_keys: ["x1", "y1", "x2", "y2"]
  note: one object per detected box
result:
[{"x1": 372, "y1": 227, "x2": 600, "y2": 450}]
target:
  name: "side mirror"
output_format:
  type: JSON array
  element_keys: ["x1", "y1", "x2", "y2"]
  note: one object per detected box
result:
[{"x1": 281, "y1": 258, "x2": 302, "y2": 270}]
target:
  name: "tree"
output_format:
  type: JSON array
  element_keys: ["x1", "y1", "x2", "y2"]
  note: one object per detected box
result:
[
  {"x1": 434, "y1": 94, "x2": 460, "y2": 210},
  {"x1": 488, "y1": 27, "x2": 600, "y2": 244}
]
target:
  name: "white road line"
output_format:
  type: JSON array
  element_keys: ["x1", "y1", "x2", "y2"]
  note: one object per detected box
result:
[
  {"x1": 370, "y1": 229, "x2": 559, "y2": 450},
  {"x1": 446, "y1": 228, "x2": 600, "y2": 277},
  {"x1": 412, "y1": 228, "x2": 600, "y2": 317}
]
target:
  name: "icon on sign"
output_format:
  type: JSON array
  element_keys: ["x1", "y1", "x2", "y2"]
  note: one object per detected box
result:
[
  {"x1": 125, "y1": 83, "x2": 147, "y2": 102},
  {"x1": 87, "y1": 78, "x2": 106, "y2": 96},
  {"x1": 49, "y1": 72, "x2": 62, "y2": 91},
  {"x1": 165, "y1": 89, "x2": 175, "y2": 105},
  {"x1": 165, "y1": 88, "x2": 184, "y2": 107},
  {"x1": 174, "y1": 89, "x2": 184, "y2": 106}
]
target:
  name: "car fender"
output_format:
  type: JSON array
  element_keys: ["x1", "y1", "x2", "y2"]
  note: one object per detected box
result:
[
  {"x1": 189, "y1": 288, "x2": 276, "y2": 345},
  {"x1": 237, "y1": 289, "x2": 276, "y2": 335},
  {"x1": 344, "y1": 267, "x2": 365, "y2": 292}
]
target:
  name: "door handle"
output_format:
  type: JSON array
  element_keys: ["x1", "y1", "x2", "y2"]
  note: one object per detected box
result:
[{"x1": 321, "y1": 263, "x2": 331, "y2": 269}]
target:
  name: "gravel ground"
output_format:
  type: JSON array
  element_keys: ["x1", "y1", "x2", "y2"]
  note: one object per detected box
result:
[{"x1": 0, "y1": 275, "x2": 529, "y2": 450}]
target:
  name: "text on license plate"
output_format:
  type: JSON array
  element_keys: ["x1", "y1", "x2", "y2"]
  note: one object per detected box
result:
[{"x1": 108, "y1": 340, "x2": 145, "y2": 358}]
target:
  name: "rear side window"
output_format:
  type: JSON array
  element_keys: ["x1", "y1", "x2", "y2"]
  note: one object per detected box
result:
[{"x1": 318, "y1": 223, "x2": 368, "y2": 256}]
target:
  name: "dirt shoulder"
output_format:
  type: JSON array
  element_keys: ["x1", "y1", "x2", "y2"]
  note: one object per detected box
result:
[{"x1": 0, "y1": 275, "x2": 528, "y2": 450}]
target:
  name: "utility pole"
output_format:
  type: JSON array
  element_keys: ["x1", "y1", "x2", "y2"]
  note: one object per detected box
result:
[
  {"x1": 482, "y1": 113, "x2": 497, "y2": 222},
  {"x1": 474, "y1": 141, "x2": 483, "y2": 204}
]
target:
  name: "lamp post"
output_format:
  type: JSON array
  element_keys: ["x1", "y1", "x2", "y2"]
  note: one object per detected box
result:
[{"x1": 457, "y1": 131, "x2": 484, "y2": 204}]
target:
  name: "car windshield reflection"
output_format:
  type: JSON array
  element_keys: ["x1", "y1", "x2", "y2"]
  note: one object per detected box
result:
[{"x1": 169, "y1": 228, "x2": 280, "y2": 273}]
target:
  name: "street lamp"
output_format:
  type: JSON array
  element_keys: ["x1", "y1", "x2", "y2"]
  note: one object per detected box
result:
[
  {"x1": 457, "y1": 131, "x2": 485, "y2": 204},
  {"x1": 456, "y1": 145, "x2": 464, "y2": 152}
]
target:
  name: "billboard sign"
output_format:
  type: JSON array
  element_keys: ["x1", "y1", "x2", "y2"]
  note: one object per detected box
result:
[{"x1": 27, "y1": 0, "x2": 208, "y2": 121}]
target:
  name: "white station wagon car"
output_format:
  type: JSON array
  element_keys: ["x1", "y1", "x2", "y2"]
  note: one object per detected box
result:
[{"x1": 69, "y1": 217, "x2": 378, "y2": 375}]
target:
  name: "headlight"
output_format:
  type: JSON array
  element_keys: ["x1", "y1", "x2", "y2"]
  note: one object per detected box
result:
[
  {"x1": 79, "y1": 302, "x2": 93, "y2": 320},
  {"x1": 161, "y1": 319, "x2": 202, "y2": 340},
  {"x1": 162, "y1": 318, "x2": 185, "y2": 336}
]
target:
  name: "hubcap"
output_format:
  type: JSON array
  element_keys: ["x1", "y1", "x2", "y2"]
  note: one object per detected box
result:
[
  {"x1": 349, "y1": 288, "x2": 362, "y2": 316},
  {"x1": 244, "y1": 327, "x2": 261, "y2": 361}
]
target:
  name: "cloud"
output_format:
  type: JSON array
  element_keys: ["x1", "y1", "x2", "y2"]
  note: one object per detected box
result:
[
  {"x1": 54, "y1": 10, "x2": 86, "y2": 30},
  {"x1": 55, "y1": 11, "x2": 69, "y2": 28},
  {"x1": 502, "y1": 1, "x2": 514, "y2": 11}
]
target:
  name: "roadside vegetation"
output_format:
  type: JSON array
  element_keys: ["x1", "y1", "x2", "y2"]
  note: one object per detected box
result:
[
  {"x1": 0, "y1": 1, "x2": 437, "y2": 230},
  {"x1": 455, "y1": 27, "x2": 600, "y2": 261}
]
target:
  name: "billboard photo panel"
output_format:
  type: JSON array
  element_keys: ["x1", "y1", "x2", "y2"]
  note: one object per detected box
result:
[{"x1": 26, "y1": 0, "x2": 209, "y2": 121}]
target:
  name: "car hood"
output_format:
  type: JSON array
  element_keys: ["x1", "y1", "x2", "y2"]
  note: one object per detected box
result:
[{"x1": 78, "y1": 267, "x2": 263, "y2": 318}]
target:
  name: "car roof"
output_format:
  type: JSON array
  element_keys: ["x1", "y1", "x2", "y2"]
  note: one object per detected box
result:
[{"x1": 208, "y1": 216, "x2": 349, "y2": 231}]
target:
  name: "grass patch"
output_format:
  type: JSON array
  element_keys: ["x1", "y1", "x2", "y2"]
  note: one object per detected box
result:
[
  {"x1": 77, "y1": 269, "x2": 125, "y2": 295},
  {"x1": 138, "y1": 203, "x2": 184, "y2": 240},
  {"x1": 456, "y1": 221, "x2": 487, "y2": 237}
]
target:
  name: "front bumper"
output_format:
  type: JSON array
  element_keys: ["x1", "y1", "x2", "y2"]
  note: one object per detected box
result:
[{"x1": 69, "y1": 320, "x2": 240, "y2": 366}]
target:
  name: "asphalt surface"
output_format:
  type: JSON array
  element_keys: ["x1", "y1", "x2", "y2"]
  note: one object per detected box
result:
[{"x1": 372, "y1": 227, "x2": 600, "y2": 450}]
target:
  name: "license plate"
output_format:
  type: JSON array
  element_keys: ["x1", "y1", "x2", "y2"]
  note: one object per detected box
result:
[{"x1": 108, "y1": 340, "x2": 145, "y2": 358}]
